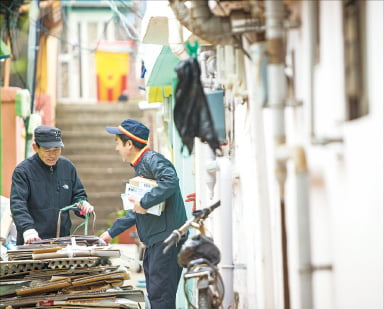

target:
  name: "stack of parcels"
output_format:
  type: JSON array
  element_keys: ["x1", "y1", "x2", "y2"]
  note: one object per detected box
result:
[
  {"x1": 0, "y1": 237, "x2": 146, "y2": 308},
  {"x1": 121, "y1": 177, "x2": 165, "y2": 216}
]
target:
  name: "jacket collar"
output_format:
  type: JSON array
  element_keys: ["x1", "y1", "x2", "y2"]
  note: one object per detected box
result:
[
  {"x1": 131, "y1": 145, "x2": 150, "y2": 166},
  {"x1": 33, "y1": 153, "x2": 59, "y2": 170}
]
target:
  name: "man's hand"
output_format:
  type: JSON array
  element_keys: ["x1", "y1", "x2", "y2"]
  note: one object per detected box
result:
[
  {"x1": 23, "y1": 229, "x2": 41, "y2": 244},
  {"x1": 100, "y1": 231, "x2": 112, "y2": 244},
  {"x1": 79, "y1": 200, "x2": 94, "y2": 215},
  {"x1": 129, "y1": 198, "x2": 147, "y2": 214}
]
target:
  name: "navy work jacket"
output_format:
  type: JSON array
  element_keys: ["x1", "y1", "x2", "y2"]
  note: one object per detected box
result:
[
  {"x1": 108, "y1": 149, "x2": 187, "y2": 247},
  {"x1": 10, "y1": 153, "x2": 87, "y2": 245}
]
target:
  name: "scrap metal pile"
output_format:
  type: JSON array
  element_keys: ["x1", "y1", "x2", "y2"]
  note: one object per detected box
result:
[{"x1": 0, "y1": 236, "x2": 145, "y2": 308}]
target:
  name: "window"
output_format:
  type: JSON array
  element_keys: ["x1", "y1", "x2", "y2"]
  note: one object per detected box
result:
[{"x1": 343, "y1": 0, "x2": 368, "y2": 120}]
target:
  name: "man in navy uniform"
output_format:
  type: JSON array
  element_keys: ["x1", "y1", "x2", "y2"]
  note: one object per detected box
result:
[
  {"x1": 10, "y1": 125, "x2": 94, "y2": 245},
  {"x1": 100, "y1": 118, "x2": 187, "y2": 309}
]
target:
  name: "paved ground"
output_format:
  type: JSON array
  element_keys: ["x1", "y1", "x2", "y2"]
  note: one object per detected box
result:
[
  {"x1": 109, "y1": 243, "x2": 146, "y2": 288},
  {"x1": 108, "y1": 243, "x2": 149, "y2": 308}
]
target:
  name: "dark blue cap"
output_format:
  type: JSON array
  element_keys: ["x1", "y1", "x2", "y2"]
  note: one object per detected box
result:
[
  {"x1": 34, "y1": 125, "x2": 64, "y2": 149},
  {"x1": 106, "y1": 119, "x2": 149, "y2": 144}
]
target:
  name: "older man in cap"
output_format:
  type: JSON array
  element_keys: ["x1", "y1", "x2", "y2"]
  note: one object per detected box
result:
[
  {"x1": 100, "y1": 118, "x2": 187, "y2": 309},
  {"x1": 10, "y1": 125, "x2": 94, "y2": 245}
]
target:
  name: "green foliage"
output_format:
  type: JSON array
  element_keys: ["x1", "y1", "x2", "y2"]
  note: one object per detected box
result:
[{"x1": 105, "y1": 209, "x2": 128, "y2": 244}]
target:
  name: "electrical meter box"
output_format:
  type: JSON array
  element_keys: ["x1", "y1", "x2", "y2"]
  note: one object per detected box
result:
[{"x1": 205, "y1": 88, "x2": 226, "y2": 143}]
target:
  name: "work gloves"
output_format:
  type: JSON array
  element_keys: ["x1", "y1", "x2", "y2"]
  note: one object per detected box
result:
[
  {"x1": 23, "y1": 228, "x2": 41, "y2": 244},
  {"x1": 78, "y1": 200, "x2": 94, "y2": 216}
]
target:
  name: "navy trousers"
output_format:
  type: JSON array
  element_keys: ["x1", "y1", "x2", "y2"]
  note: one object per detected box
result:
[{"x1": 143, "y1": 240, "x2": 184, "y2": 309}]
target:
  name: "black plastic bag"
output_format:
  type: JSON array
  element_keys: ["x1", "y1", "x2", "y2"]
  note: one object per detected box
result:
[
  {"x1": 174, "y1": 58, "x2": 221, "y2": 155},
  {"x1": 178, "y1": 234, "x2": 221, "y2": 267}
]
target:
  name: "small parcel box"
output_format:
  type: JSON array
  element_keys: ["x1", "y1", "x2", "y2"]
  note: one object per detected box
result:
[{"x1": 121, "y1": 177, "x2": 165, "y2": 216}]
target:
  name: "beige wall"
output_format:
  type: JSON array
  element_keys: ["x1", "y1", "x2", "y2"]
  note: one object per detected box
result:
[{"x1": 1, "y1": 87, "x2": 24, "y2": 197}]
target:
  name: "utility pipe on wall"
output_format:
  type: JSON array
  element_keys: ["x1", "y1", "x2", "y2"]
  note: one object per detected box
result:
[
  {"x1": 217, "y1": 156, "x2": 234, "y2": 309},
  {"x1": 276, "y1": 145, "x2": 314, "y2": 309},
  {"x1": 245, "y1": 41, "x2": 276, "y2": 309},
  {"x1": 291, "y1": 146, "x2": 313, "y2": 309},
  {"x1": 203, "y1": 151, "x2": 234, "y2": 308},
  {"x1": 265, "y1": 1, "x2": 290, "y2": 309},
  {"x1": 205, "y1": 144, "x2": 217, "y2": 200},
  {"x1": 168, "y1": 9, "x2": 189, "y2": 60},
  {"x1": 169, "y1": 0, "x2": 234, "y2": 45}
]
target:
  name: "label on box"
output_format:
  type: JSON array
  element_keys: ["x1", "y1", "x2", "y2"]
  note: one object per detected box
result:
[{"x1": 121, "y1": 177, "x2": 165, "y2": 216}]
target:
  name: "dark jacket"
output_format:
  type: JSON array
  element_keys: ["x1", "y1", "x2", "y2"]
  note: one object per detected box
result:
[
  {"x1": 108, "y1": 150, "x2": 187, "y2": 247},
  {"x1": 10, "y1": 153, "x2": 87, "y2": 245}
]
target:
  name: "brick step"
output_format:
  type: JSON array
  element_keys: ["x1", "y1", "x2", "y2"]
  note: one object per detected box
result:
[
  {"x1": 59, "y1": 131, "x2": 114, "y2": 142},
  {"x1": 56, "y1": 102, "x2": 141, "y2": 113},
  {"x1": 56, "y1": 102, "x2": 144, "y2": 235},
  {"x1": 76, "y1": 167, "x2": 134, "y2": 180},
  {"x1": 62, "y1": 141, "x2": 116, "y2": 155},
  {"x1": 82, "y1": 183, "x2": 125, "y2": 195},
  {"x1": 56, "y1": 114, "x2": 134, "y2": 121},
  {"x1": 87, "y1": 191, "x2": 123, "y2": 202},
  {"x1": 67, "y1": 155, "x2": 126, "y2": 168}
]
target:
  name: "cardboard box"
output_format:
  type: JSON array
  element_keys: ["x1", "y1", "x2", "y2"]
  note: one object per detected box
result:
[
  {"x1": 121, "y1": 177, "x2": 165, "y2": 216},
  {"x1": 129, "y1": 176, "x2": 158, "y2": 188}
]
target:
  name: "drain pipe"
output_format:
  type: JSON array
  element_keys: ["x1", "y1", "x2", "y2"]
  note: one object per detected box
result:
[
  {"x1": 245, "y1": 41, "x2": 276, "y2": 308},
  {"x1": 199, "y1": 49, "x2": 217, "y2": 89},
  {"x1": 168, "y1": 9, "x2": 189, "y2": 60},
  {"x1": 291, "y1": 146, "x2": 313, "y2": 309},
  {"x1": 203, "y1": 149, "x2": 234, "y2": 308},
  {"x1": 265, "y1": 1, "x2": 290, "y2": 309},
  {"x1": 205, "y1": 144, "x2": 217, "y2": 200},
  {"x1": 168, "y1": 0, "x2": 234, "y2": 45},
  {"x1": 217, "y1": 156, "x2": 234, "y2": 309},
  {"x1": 276, "y1": 145, "x2": 313, "y2": 309}
]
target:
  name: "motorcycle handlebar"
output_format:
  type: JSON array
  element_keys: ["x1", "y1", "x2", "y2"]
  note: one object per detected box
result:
[
  {"x1": 162, "y1": 200, "x2": 220, "y2": 255},
  {"x1": 162, "y1": 230, "x2": 182, "y2": 254},
  {"x1": 192, "y1": 200, "x2": 220, "y2": 219}
]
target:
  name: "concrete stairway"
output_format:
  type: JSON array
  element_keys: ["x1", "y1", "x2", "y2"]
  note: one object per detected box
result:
[{"x1": 56, "y1": 103, "x2": 145, "y2": 234}]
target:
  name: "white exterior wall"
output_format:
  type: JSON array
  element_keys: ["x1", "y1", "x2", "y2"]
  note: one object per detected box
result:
[
  {"x1": 199, "y1": 1, "x2": 383, "y2": 309},
  {"x1": 329, "y1": 1, "x2": 383, "y2": 308},
  {"x1": 144, "y1": 0, "x2": 383, "y2": 308}
]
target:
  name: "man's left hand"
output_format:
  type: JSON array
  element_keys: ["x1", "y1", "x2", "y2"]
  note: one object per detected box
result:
[
  {"x1": 129, "y1": 198, "x2": 147, "y2": 214},
  {"x1": 79, "y1": 200, "x2": 94, "y2": 215}
]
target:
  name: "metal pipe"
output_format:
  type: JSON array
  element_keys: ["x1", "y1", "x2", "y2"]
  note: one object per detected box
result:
[
  {"x1": 168, "y1": 0, "x2": 234, "y2": 45},
  {"x1": 198, "y1": 49, "x2": 216, "y2": 89},
  {"x1": 27, "y1": 0, "x2": 40, "y2": 113},
  {"x1": 244, "y1": 41, "x2": 276, "y2": 308},
  {"x1": 291, "y1": 146, "x2": 313, "y2": 309},
  {"x1": 276, "y1": 144, "x2": 314, "y2": 309},
  {"x1": 265, "y1": 1, "x2": 290, "y2": 309},
  {"x1": 205, "y1": 144, "x2": 217, "y2": 200},
  {"x1": 217, "y1": 156, "x2": 234, "y2": 308},
  {"x1": 168, "y1": 9, "x2": 189, "y2": 60}
]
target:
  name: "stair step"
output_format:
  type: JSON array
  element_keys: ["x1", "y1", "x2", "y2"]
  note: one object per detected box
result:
[
  {"x1": 57, "y1": 102, "x2": 141, "y2": 112},
  {"x1": 56, "y1": 105, "x2": 143, "y2": 124},
  {"x1": 63, "y1": 146, "x2": 115, "y2": 154},
  {"x1": 60, "y1": 132, "x2": 115, "y2": 142},
  {"x1": 76, "y1": 167, "x2": 134, "y2": 178},
  {"x1": 68, "y1": 155, "x2": 125, "y2": 168},
  {"x1": 56, "y1": 102, "x2": 145, "y2": 234}
]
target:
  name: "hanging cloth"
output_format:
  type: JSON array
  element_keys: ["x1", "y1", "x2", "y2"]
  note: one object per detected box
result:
[{"x1": 174, "y1": 57, "x2": 221, "y2": 155}]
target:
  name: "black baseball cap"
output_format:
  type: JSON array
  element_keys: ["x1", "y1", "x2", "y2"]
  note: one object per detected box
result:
[{"x1": 34, "y1": 125, "x2": 64, "y2": 149}]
